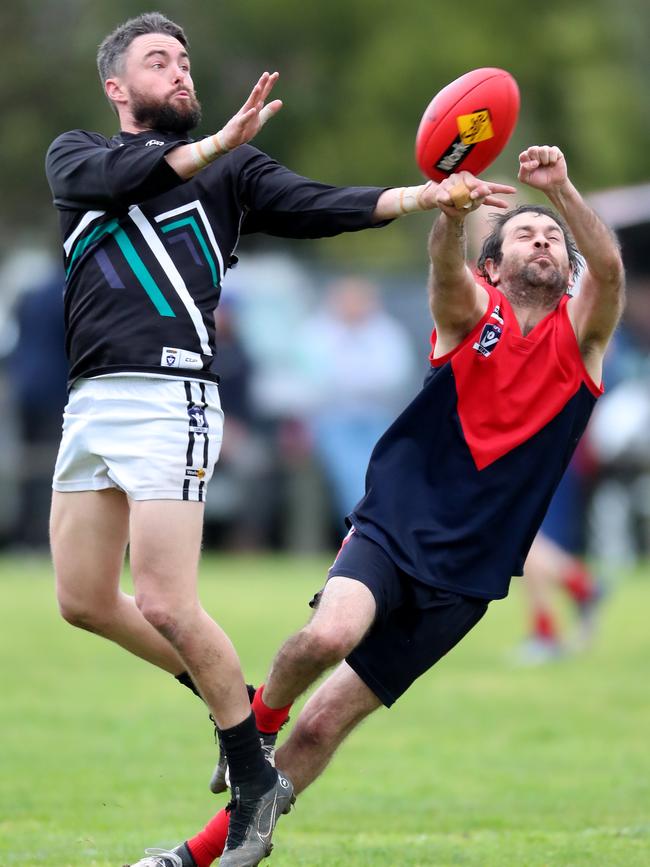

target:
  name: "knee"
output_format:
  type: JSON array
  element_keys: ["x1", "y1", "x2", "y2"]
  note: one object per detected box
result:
[
  {"x1": 291, "y1": 703, "x2": 339, "y2": 750},
  {"x1": 57, "y1": 588, "x2": 110, "y2": 634},
  {"x1": 134, "y1": 585, "x2": 197, "y2": 643},
  {"x1": 301, "y1": 623, "x2": 358, "y2": 666},
  {"x1": 134, "y1": 590, "x2": 179, "y2": 638}
]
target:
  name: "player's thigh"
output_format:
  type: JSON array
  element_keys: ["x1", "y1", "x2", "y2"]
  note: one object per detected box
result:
[
  {"x1": 50, "y1": 489, "x2": 130, "y2": 611},
  {"x1": 128, "y1": 499, "x2": 205, "y2": 604}
]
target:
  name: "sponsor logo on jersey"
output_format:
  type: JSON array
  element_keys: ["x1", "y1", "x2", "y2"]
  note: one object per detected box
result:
[
  {"x1": 163, "y1": 347, "x2": 179, "y2": 367},
  {"x1": 161, "y1": 346, "x2": 203, "y2": 370},
  {"x1": 185, "y1": 467, "x2": 207, "y2": 479},
  {"x1": 473, "y1": 322, "x2": 502, "y2": 357},
  {"x1": 145, "y1": 139, "x2": 165, "y2": 147}
]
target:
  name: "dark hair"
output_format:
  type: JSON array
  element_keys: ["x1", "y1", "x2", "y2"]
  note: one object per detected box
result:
[
  {"x1": 476, "y1": 204, "x2": 583, "y2": 285},
  {"x1": 97, "y1": 12, "x2": 189, "y2": 83}
]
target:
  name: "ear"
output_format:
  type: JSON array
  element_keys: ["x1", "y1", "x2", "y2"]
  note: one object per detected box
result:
[
  {"x1": 483, "y1": 258, "x2": 500, "y2": 285},
  {"x1": 567, "y1": 264, "x2": 576, "y2": 292},
  {"x1": 105, "y1": 77, "x2": 128, "y2": 108}
]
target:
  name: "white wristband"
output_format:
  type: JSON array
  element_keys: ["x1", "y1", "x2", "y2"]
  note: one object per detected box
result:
[
  {"x1": 398, "y1": 182, "x2": 433, "y2": 215},
  {"x1": 190, "y1": 130, "x2": 230, "y2": 171}
]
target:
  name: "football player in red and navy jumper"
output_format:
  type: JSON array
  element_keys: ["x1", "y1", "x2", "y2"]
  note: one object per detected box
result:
[{"x1": 156, "y1": 145, "x2": 625, "y2": 867}]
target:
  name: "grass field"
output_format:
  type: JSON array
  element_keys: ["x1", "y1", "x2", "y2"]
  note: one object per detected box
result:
[{"x1": 1, "y1": 553, "x2": 649, "y2": 867}]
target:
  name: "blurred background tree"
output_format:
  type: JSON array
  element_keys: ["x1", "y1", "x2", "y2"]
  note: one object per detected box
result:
[{"x1": 0, "y1": 0, "x2": 648, "y2": 266}]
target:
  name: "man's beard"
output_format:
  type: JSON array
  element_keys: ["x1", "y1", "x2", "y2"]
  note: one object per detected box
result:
[
  {"x1": 500, "y1": 258, "x2": 569, "y2": 310},
  {"x1": 130, "y1": 88, "x2": 202, "y2": 134}
]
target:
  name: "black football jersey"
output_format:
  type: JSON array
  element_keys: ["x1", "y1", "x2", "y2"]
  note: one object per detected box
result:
[{"x1": 46, "y1": 129, "x2": 387, "y2": 385}]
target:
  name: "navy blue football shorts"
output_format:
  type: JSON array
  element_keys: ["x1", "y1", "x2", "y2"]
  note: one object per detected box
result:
[{"x1": 320, "y1": 528, "x2": 489, "y2": 707}]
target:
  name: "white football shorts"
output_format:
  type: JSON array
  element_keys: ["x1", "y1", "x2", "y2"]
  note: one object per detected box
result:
[{"x1": 53, "y1": 375, "x2": 224, "y2": 501}]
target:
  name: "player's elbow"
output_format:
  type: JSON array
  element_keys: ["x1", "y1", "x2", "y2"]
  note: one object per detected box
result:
[
  {"x1": 591, "y1": 248, "x2": 625, "y2": 295},
  {"x1": 603, "y1": 255, "x2": 625, "y2": 293},
  {"x1": 604, "y1": 262, "x2": 626, "y2": 320}
]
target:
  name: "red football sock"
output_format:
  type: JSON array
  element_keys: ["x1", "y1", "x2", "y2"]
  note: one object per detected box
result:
[
  {"x1": 533, "y1": 609, "x2": 558, "y2": 641},
  {"x1": 187, "y1": 808, "x2": 229, "y2": 867},
  {"x1": 562, "y1": 564, "x2": 594, "y2": 604},
  {"x1": 252, "y1": 685, "x2": 292, "y2": 734}
]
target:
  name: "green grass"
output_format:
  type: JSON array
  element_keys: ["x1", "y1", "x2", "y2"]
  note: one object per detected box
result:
[{"x1": 1, "y1": 554, "x2": 649, "y2": 866}]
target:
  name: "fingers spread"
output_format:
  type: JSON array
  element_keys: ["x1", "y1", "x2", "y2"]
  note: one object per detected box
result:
[
  {"x1": 242, "y1": 71, "x2": 280, "y2": 113},
  {"x1": 485, "y1": 182, "x2": 517, "y2": 194},
  {"x1": 483, "y1": 195, "x2": 512, "y2": 209},
  {"x1": 436, "y1": 172, "x2": 515, "y2": 214}
]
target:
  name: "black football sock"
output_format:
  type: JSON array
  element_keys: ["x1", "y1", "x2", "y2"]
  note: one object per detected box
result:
[
  {"x1": 175, "y1": 671, "x2": 203, "y2": 699},
  {"x1": 219, "y1": 712, "x2": 276, "y2": 800},
  {"x1": 175, "y1": 673, "x2": 257, "y2": 707}
]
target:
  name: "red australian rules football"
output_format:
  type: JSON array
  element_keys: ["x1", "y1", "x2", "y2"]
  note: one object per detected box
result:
[{"x1": 415, "y1": 67, "x2": 520, "y2": 182}]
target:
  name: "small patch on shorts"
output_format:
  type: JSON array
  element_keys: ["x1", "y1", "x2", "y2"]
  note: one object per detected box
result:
[{"x1": 187, "y1": 405, "x2": 209, "y2": 434}]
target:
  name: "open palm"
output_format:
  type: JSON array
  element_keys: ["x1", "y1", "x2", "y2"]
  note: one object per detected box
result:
[{"x1": 221, "y1": 72, "x2": 283, "y2": 150}]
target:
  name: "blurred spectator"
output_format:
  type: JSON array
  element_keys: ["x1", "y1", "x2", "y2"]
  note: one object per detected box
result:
[
  {"x1": 204, "y1": 301, "x2": 275, "y2": 549},
  {"x1": 216, "y1": 253, "x2": 327, "y2": 552},
  {"x1": 218, "y1": 254, "x2": 329, "y2": 551},
  {"x1": 225, "y1": 253, "x2": 317, "y2": 418},
  {"x1": 584, "y1": 188, "x2": 650, "y2": 562},
  {"x1": 211, "y1": 265, "x2": 418, "y2": 550},
  {"x1": 296, "y1": 276, "x2": 416, "y2": 524},
  {"x1": 587, "y1": 272, "x2": 650, "y2": 563},
  {"x1": 516, "y1": 494, "x2": 605, "y2": 665},
  {"x1": 7, "y1": 267, "x2": 68, "y2": 548}
]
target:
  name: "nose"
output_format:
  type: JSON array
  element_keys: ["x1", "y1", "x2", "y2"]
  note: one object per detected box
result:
[
  {"x1": 171, "y1": 65, "x2": 189, "y2": 86},
  {"x1": 533, "y1": 236, "x2": 550, "y2": 248}
]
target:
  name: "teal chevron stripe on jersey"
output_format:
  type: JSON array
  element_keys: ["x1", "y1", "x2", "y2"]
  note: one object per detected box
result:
[
  {"x1": 66, "y1": 218, "x2": 175, "y2": 318},
  {"x1": 161, "y1": 216, "x2": 219, "y2": 288},
  {"x1": 153, "y1": 200, "x2": 225, "y2": 281},
  {"x1": 66, "y1": 219, "x2": 119, "y2": 275},
  {"x1": 112, "y1": 227, "x2": 175, "y2": 317}
]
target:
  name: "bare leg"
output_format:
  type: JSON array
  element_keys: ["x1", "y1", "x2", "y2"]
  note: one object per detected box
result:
[
  {"x1": 522, "y1": 534, "x2": 560, "y2": 634},
  {"x1": 524, "y1": 532, "x2": 574, "y2": 615},
  {"x1": 51, "y1": 490, "x2": 185, "y2": 673},
  {"x1": 275, "y1": 662, "x2": 382, "y2": 794},
  {"x1": 261, "y1": 576, "x2": 377, "y2": 710},
  {"x1": 128, "y1": 499, "x2": 250, "y2": 729}
]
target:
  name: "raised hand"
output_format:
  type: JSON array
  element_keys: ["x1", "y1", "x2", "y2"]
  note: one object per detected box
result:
[
  {"x1": 518, "y1": 145, "x2": 568, "y2": 193},
  {"x1": 432, "y1": 171, "x2": 516, "y2": 217},
  {"x1": 220, "y1": 72, "x2": 283, "y2": 150}
]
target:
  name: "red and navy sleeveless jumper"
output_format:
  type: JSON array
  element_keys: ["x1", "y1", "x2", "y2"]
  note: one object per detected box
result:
[{"x1": 349, "y1": 282, "x2": 603, "y2": 600}]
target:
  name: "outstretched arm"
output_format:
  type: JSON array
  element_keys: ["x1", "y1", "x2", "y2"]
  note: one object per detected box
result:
[
  {"x1": 372, "y1": 174, "x2": 514, "y2": 222},
  {"x1": 427, "y1": 172, "x2": 515, "y2": 354},
  {"x1": 165, "y1": 71, "x2": 283, "y2": 179},
  {"x1": 518, "y1": 146, "x2": 625, "y2": 372}
]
